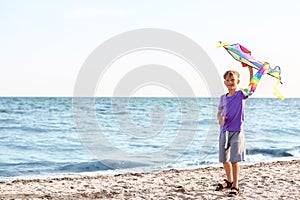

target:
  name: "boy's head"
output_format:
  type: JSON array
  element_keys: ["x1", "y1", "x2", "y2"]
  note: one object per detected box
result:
[
  {"x1": 223, "y1": 70, "x2": 240, "y2": 90},
  {"x1": 223, "y1": 70, "x2": 240, "y2": 80}
]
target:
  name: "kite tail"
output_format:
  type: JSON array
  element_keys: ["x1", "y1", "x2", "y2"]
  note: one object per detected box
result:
[
  {"x1": 270, "y1": 66, "x2": 285, "y2": 100},
  {"x1": 242, "y1": 62, "x2": 285, "y2": 99},
  {"x1": 216, "y1": 41, "x2": 229, "y2": 48},
  {"x1": 242, "y1": 62, "x2": 269, "y2": 96},
  {"x1": 274, "y1": 78, "x2": 285, "y2": 100}
]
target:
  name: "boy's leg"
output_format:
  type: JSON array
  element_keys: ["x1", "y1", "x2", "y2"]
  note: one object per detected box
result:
[
  {"x1": 215, "y1": 162, "x2": 233, "y2": 190},
  {"x1": 229, "y1": 131, "x2": 245, "y2": 189},
  {"x1": 223, "y1": 162, "x2": 233, "y2": 183},
  {"x1": 231, "y1": 162, "x2": 240, "y2": 188},
  {"x1": 219, "y1": 132, "x2": 233, "y2": 187}
]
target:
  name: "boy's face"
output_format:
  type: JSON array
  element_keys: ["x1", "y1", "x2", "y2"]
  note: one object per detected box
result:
[{"x1": 224, "y1": 74, "x2": 240, "y2": 91}]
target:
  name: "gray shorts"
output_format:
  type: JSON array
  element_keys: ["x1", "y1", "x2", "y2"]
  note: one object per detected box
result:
[{"x1": 219, "y1": 131, "x2": 246, "y2": 163}]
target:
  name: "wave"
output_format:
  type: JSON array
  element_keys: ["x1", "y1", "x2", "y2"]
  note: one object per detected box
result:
[
  {"x1": 247, "y1": 148, "x2": 293, "y2": 157},
  {"x1": 0, "y1": 109, "x2": 9, "y2": 113},
  {"x1": 0, "y1": 161, "x2": 55, "y2": 177},
  {"x1": 59, "y1": 159, "x2": 149, "y2": 173},
  {"x1": 58, "y1": 161, "x2": 113, "y2": 172},
  {"x1": 0, "y1": 159, "x2": 149, "y2": 178}
]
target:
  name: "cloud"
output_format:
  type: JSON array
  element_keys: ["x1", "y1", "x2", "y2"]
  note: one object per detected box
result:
[{"x1": 64, "y1": 7, "x2": 126, "y2": 19}]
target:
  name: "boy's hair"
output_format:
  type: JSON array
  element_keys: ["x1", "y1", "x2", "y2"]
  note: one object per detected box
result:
[{"x1": 223, "y1": 70, "x2": 240, "y2": 79}]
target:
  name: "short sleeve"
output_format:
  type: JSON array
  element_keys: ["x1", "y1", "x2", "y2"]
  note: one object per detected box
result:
[
  {"x1": 239, "y1": 90, "x2": 249, "y2": 99},
  {"x1": 218, "y1": 94, "x2": 226, "y2": 110}
]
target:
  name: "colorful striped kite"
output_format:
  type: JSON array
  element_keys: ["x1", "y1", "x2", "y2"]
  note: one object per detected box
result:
[{"x1": 217, "y1": 42, "x2": 284, "y2": 100}]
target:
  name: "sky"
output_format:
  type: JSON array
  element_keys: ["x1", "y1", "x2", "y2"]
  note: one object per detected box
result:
[{"x1": 1, "y1": 0, "x2": 299, "y2": 98}]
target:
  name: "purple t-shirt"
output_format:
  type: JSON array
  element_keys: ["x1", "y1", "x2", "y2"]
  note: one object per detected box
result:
[{"x1": 218, "y1": 90, "x2": 248, "y2": 132}]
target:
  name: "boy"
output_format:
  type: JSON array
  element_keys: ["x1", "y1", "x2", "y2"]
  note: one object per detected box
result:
[{"x1": 216, "y1": 67, "x2": 253, "y2": 197}]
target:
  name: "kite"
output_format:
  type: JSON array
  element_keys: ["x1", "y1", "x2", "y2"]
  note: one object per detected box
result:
[{"x1": 217, "y1": 42, "x2": 284, "y2": 100}]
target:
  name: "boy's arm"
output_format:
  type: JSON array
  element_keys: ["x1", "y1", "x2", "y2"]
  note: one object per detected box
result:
[
  {"x1": 241, "y1": 66, "x2": 255, "y2": 97},
  {"x1": 248, "y1": 66, "x2": 253, "y2": 82},
  {"x1": 217, "y1": 110, "x2": 226, "y2": 125}
]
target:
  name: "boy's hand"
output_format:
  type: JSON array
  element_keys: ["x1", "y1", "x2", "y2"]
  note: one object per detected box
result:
[{"x1": 219, "y1": 114, "x2": 226, "y2": 125}]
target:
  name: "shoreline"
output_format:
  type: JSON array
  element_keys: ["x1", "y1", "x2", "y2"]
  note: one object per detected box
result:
[{"x1": 1, "y1": 160, "x2": 299, "y2": 199}]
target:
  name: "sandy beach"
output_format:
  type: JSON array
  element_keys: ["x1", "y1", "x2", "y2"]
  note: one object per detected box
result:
[{"x1": 0, "y1": 160, "x2": 299, "y2": 199}]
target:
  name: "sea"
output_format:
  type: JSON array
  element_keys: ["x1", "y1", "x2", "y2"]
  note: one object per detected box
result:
[{"x1": 0, "y1": 97, "x2": 299, "y2": 182}]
